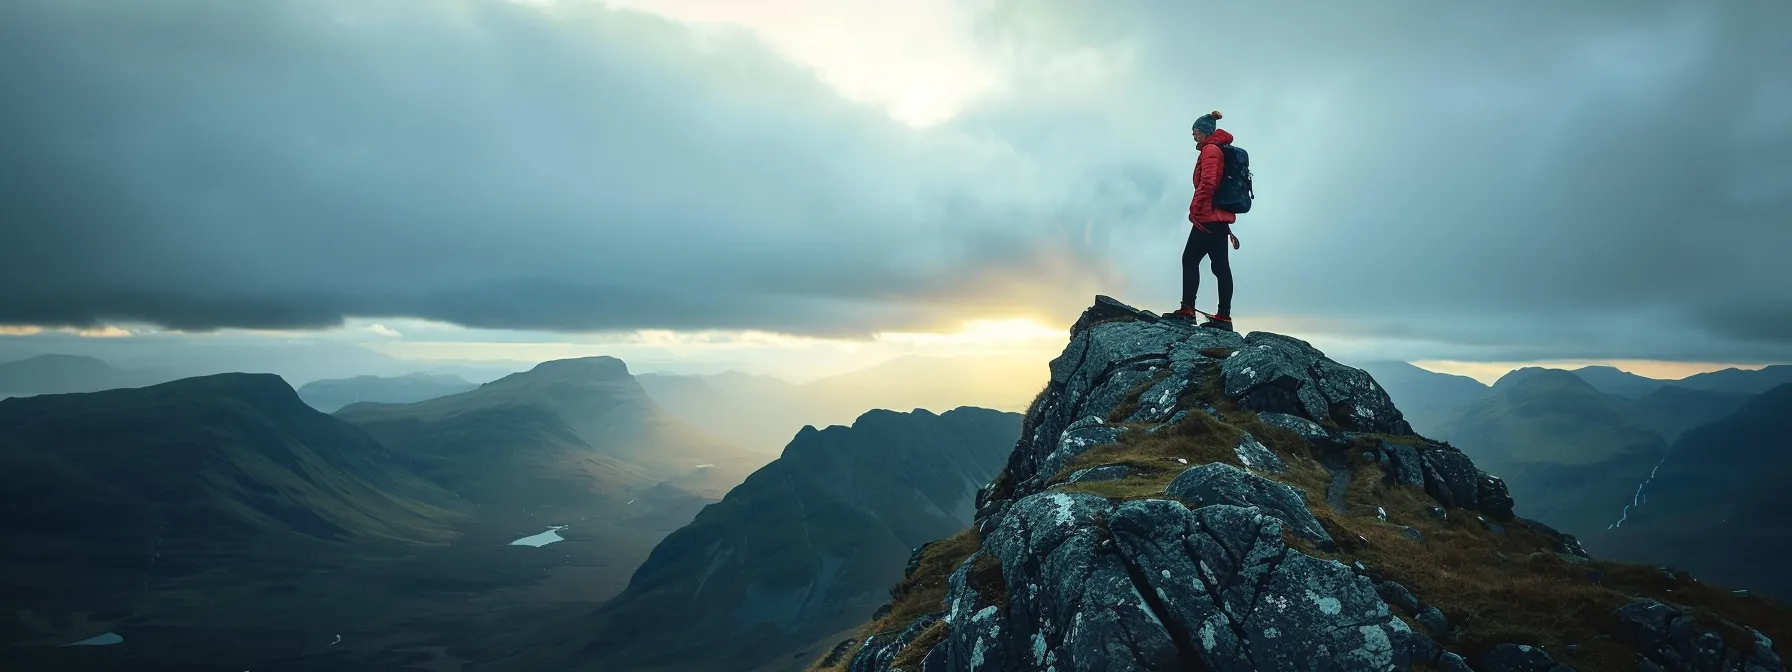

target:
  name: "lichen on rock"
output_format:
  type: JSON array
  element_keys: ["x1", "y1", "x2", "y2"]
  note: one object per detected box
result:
[{"x1": 827, "y1": 296, "x2": 1791, "y2": 672}]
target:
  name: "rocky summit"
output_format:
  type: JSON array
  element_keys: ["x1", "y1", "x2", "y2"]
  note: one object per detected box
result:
[{"x1": 814, "y1": 296, "x2": 1791, "y2": 672}]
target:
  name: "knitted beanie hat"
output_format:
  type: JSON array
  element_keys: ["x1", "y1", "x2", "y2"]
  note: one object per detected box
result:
[{"x1": 1192, "y1": 110, "x2": 1223, "y2": 135}]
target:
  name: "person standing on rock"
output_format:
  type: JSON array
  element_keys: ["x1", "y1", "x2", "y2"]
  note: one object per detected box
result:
[{"x1": 1171, "y1": 110, "x2": 1247, "y2": 332}]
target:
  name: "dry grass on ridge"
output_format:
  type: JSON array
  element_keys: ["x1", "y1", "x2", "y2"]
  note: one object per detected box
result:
[{"x1": 812, "y1": 351, "x2": 1792, "y2": 672}]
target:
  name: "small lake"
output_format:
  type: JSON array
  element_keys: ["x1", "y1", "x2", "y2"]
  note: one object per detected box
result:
[
  {"x1": 64, "y1": 632, "x2": 123, "y2": 647},
  {"x1": 509, "y1": 525, "x2": 568, "y2": 547}
]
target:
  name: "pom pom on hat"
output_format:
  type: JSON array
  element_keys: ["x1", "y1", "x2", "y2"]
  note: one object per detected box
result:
[{"x1": 1192, "y1": 111, "x2": 1222, "y2": 135}]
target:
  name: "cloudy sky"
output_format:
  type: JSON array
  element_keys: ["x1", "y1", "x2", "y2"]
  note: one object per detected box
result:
[{"x1": 2, "y1": 0, "x2": 1788, "y2": 385}]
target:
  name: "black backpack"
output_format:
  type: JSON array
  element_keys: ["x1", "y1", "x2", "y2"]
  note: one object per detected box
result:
[{"x1": 1212, "y1": 144, "x2": 1254, "y2": 214}]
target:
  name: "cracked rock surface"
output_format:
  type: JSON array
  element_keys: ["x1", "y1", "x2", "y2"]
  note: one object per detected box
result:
[
  {"x1": 860, "y1": 492, "x2": 1417, "y2": 672},
  {"x1": 841, "y1": 297, "x2": 1789, "y2": 672}
]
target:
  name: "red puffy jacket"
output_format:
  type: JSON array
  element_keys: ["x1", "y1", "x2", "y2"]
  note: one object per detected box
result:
[{"x1": 1188, "y1": 128, "x2": 1238, "y2": 227}]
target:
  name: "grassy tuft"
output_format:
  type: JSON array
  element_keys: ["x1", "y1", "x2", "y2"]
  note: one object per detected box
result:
[
  {"x1": 1303, "y1": 476, "x2": 1792, "y2": 669},
  {"x1": 888, "y1": 621, "x2": 949, "y2": 671},
  {"x1": 807, "y1": 529, "x2": 982, "y2": 672},
  {"x1": 815, "y1": 350, "x2": 1792, "y2": 670},
  {"x1": 1106, "y1": 368, "x2": 1173, "y2": 423},
  {"x1": 884, "y1": 529, "x2": 981, "y2": 628}
]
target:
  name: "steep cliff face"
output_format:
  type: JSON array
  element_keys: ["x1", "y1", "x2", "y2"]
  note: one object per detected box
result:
[{"x1": 818, "y1": 297, "x2": 1791, "y2": 672}]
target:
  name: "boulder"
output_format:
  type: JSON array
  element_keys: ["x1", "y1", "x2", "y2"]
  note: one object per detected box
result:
[
  {"x1": 1219, "y1": 332, "x2": 1414, "y2": 435},
  {"x1": 1222, "y1": 342, "x2": 1323, "y2": 419},
  {"x1": 1259, "y1": 412, "x2": 1330, "y2": 443},
  {"x1": 1026, "y1": 417, "x2": 1124, "y2": 490},
  {"x1": 1165, "y1": 463, "x2": 1334, "y2": 548},
  {"x1": 1421, "y1": 448, "x2": 1481, "y2": 510},
  {"x1": 1233, "y1": 432, "x2": 1289, "y2": 474},
  {"x1": 1416, "y1": 607, "x2": 1450, "y2": 636},
  {"x1": 1307, "y1": 357, "x2": 1412, "y2": 434},
  {"x1": 907, "y1": 490, "x2": 1435, "y2": 672},
  {"x1": 1108, "y1": 500, "x2": 1415, "y2": 671},
  {"x1": 1381, "y1": 441, "x2": 1426, "y2": 488},
  {"x1": 1070, "y1": 294, "x2": 1159, "y2": 337},
  {"x1": 1477, "y1": 473, "x2": 1517, "y2": 520},
  {"x1": 964, "y1": 492, "x2": 1181, "y2": 671},
  {"x1": 1377, "y1": 580, "x2": 1422, "y2": 615},
  {"x1": 1615, "y1": 599, "x2": 1785, "y2": 672}
]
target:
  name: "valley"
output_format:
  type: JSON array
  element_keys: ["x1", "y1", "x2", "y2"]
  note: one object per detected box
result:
[
  {"x1": 4, "y1": 319, "x2": 1790, "y2": 671},
  {"x1": 0, "y1": 357, "x2": 766, "y2": 670}
]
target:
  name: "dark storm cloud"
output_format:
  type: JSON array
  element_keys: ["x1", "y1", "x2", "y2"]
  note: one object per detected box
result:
[
  {"x1": 964, "y1": 0, "x2": 1792, "y2": 361},
  {"x1": 0, "y1": 0, "x2": 1122, "y2": 336},
  {"x1": 3, "y1": 0, "x2": 1789, "y2": 364}
]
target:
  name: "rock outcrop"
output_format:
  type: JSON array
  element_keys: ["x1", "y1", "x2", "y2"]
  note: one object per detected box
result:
[{"x1": 820, "y1": 296, "x2": 1791, "y2": 672}]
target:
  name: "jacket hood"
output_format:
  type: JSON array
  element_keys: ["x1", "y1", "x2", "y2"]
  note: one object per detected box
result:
[{"x1": 1200, "y1": 128, "x2": 1235, "y2": 146}]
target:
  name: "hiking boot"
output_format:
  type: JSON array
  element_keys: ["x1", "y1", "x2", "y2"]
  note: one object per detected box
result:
[
  {"x1": 1201, "y1": 315, "x2": 1235, "y2": 331},
  {"x1": 1165, "y1": 307, "x2": 1199, "y2": 320}
]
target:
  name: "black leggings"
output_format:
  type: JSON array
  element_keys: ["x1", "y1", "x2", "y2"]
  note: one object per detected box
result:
[{"x1": 1182, "y1": 222, "x2": 1232, "y2": 317}]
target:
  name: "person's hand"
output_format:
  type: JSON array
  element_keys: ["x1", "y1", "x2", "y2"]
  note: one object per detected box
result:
[{"x1": 1229, "y1": 233, "x2": 1240, "y2": 249}]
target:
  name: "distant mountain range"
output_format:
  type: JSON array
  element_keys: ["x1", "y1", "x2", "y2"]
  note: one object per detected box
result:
[
  {"x1": 0, "y1": 374, "x2": 464, "y2": 653},
  {"x1": 1598, "y1": 384, "x2": 1792, "y2": 599},
  {"x1": 1438, "y1": 369, "x2": 1671, "y2": 538},
  {"x1": 0, "y1": 354, "x2": 179, "y2": 396},
  {"x1": 1362, "y1": 360, "x2": 1773, "y2": 548},
  {"x1": 1354, "y1": 361, "x2": 1489, "y2": 434},
  {"x1": 0, "y1": 351, "x2": 520, "y2": 401},
  {"x1": 490, "y1": 407, "x2": 1021, "y2": 672},
  {"x1": 297, "y1": 372, "x2": 478, "y2": 412},
  {"x1": 339, "y1": 356, "x2": 763, "y2": 509},
  {"x1": 1, "y1": 355, "x2": 773, "y2": 670},
  {"x1": 639, "y1": 353, "x2": 1042, "y2": 454},
  {"x1": 1360, "y1": 360, "x2": 1787, "y2": 438},
  {"x1": 8, "y1": 338, "x2": 1786, "y2": 669}
]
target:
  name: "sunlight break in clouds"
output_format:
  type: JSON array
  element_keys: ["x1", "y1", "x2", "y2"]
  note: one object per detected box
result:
[
  {"x1": 3, "y1": 0, "x2": 1788, "y2": 368},
  {"x1": 363, "y1": 317, "x2": 1069, "y2": 383},
  {"x1": 595, "y1": 0, "x2": 1004, "y2": 126}
]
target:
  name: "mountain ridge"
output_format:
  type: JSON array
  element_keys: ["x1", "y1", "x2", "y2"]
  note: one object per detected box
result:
[
  {"x1": 297, "y1": 371, "x2": 477, "y2": 412},
  {"x1": 522, "y1": 405, "x2": 1021, "y2": 672},
  {"x1": 1597, "y1": 384, "x2": 1792, "y2": 599},
  {"x1": 814, "y1": 296, "x2": 1791, "y2": 672},
  {"x1": 0, "y1": 372, "x2": 465, "y2": 650},
  {"x1": 0, "y1": 353, "x2": 179, "y2": 395}
]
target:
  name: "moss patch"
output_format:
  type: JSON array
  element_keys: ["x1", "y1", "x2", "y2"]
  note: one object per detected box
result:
[{"x1": 814, "y1": 352, "x2": 1792, "y2": 671}]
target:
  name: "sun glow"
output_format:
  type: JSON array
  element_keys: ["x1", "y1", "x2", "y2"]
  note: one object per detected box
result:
[
  {"x1": 593, "y1": 0, "x2": 1002, "y2": 126},
  {"x1": 876, "y1": 318, "x2": 1065, "y2": 347}
]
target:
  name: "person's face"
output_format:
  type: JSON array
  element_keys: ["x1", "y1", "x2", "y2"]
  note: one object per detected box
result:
[{"x1": 1192, "y1": 130, "x2": 1207, "y2": 145}]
